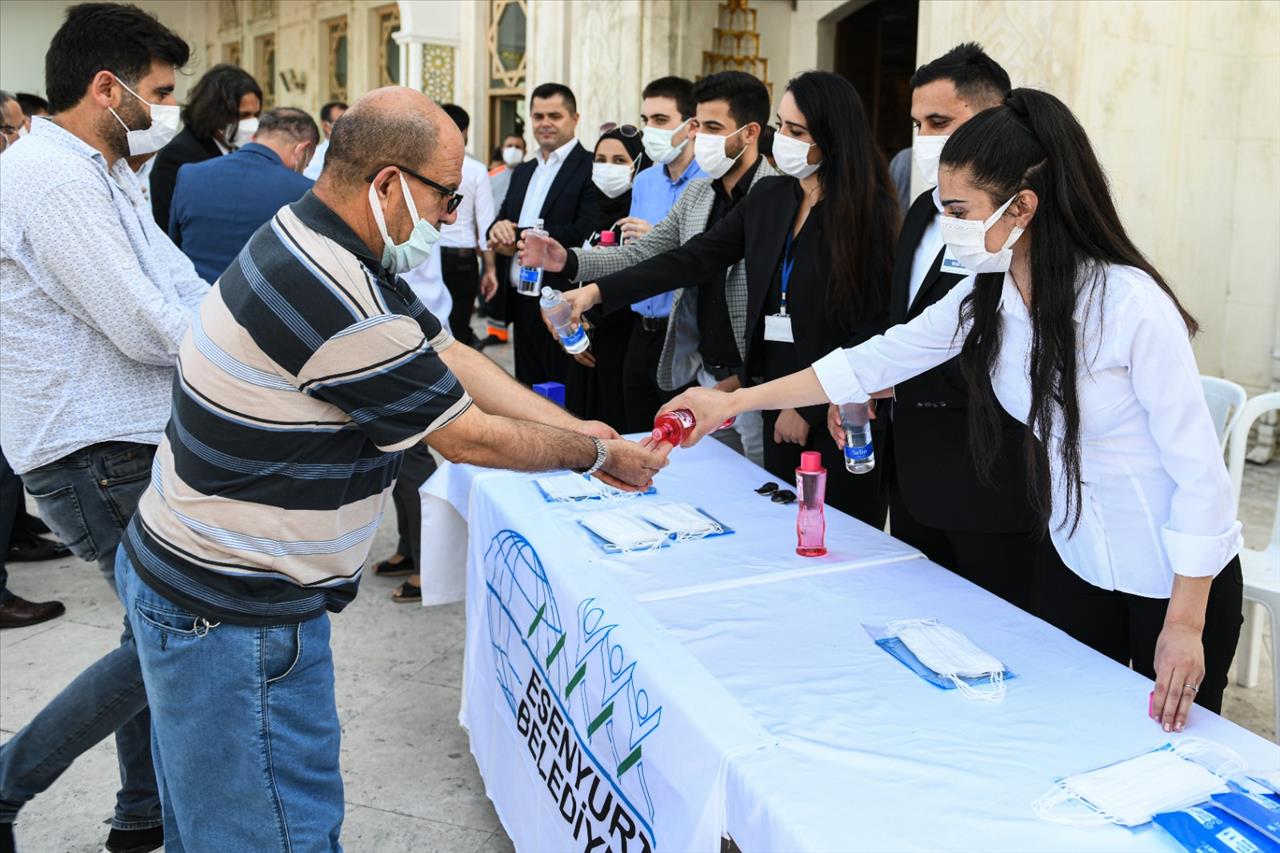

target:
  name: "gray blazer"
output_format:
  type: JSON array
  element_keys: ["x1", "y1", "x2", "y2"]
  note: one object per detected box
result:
[{"x1": 567, "y1": 158, "x2": 782, "y2": 391}]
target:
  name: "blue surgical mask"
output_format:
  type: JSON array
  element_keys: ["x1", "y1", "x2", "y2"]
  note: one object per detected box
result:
[{"x1": 368, "y1": 172, "x2": 441, "y2": 274}]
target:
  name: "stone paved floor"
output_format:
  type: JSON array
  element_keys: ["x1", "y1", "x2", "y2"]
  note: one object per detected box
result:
[{"x1": 2, "y1": 327, "x2": 1275, "y2": 851}]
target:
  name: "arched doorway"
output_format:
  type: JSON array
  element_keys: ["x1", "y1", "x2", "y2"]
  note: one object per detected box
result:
[{"x1": 833, "y1": 0, "x2": 919, "y2": 161}]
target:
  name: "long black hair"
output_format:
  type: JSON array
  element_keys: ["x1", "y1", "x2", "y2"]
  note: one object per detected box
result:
[
  {"x1": 786, "y1": 72, "x2": 899, "y2": 331},
  {"x1": 942, "y1": 88, "x2": 1197, "y2": 532},
  {"x1": 182, "y1": 63, "x2": 261, "y2": 140}
]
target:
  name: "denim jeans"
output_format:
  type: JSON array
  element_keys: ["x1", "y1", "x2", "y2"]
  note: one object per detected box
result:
[
  {"x1": 0, "y1": 442, "x2": 160, "y2": 831},
  {"x1": 117, "y1": 548, "x2": 345, "y2": 852}
]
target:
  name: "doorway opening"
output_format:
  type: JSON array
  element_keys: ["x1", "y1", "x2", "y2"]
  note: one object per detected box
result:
[{"x1": 833, "y1": 0, "x2": 919, "y2": 161}]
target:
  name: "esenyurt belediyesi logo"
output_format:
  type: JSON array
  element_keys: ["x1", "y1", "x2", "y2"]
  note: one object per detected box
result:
[{"x1": 484, "y1": 529, "x2": 661, "y2": 852}]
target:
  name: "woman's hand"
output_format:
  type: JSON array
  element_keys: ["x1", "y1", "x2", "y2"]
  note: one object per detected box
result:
[
  {"x1": 1151, "y1": 621, "x2": 1205, "y2": 733},
  {"x1": 658, "y1": 387, "x2": 739, "y2": 447},
  {"x1": 773, "y1": 408, "x2": 810, "y2": 446}
]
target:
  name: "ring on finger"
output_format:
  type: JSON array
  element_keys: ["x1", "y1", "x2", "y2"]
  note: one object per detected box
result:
[{"x1": 1183, "y1": 683, "x2": 1199, "y2": 693}]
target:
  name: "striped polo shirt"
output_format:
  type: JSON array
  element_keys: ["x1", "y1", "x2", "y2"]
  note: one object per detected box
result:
[{"x1": 125, "y1": 191, "x2": 472, "y2": 625}]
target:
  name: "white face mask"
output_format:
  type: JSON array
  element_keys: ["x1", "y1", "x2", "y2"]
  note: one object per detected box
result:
[
  {"x1": 887, "y1": 618, "x2": 1006, "y2": 701},
  {"x1": 109, "y1": 76, "x2": 181, "y2": 157},
  {"x1": 772, "y1": 130, "x2": 820, "y2": 179},
  {"x1": 224, "y1": 116, "x2": 259, "y2": 148},
  {"x1": 637, "y1": 502, "x2": 723, "y2": 540},
  {"x1": 641, "y1": 119, "x2": 690, "y2": 165},
  {"x1": 938, "y1": 193, "x2": 1024, "y2": 274},
  {"x1": 502, "y1": 145, "x2": 524, "y2": 167},
  {"x1": 1032, "y1": 739, "x2": 1242, "y2": 827},
  {"x1": 16, "y1": 124, "x2": 27, "y2": 138},
  {"x1": 693, "y1": 128, "x2": 747, "y2": 179},
  {"x1": 367, "y1": 172, "x2": 442, "y2": 275},
  {"x1": 580, "y1": 507, "x2": 670, "y2": 553},
  {"x1": 912, "y1": 133, "x2": 947, "y2": 186},
  {"x1": 591, "y1": 162, "x2": 633, "y2": 199}
]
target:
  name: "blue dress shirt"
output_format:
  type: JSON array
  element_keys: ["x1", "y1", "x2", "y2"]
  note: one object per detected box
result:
[{"x1": 627, "y1": 158, "x2": 706, "y2": 318}]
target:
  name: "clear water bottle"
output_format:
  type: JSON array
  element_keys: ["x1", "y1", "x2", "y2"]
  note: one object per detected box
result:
[
  {"x1": 517, "y1": 218, "x2": 546, "y2": 296},
  {"x1": 539, "y1": 288, "x2": 589, "y2": 354},
  {"x1": 839, "y1": 402, "x2": 875, "y2": 474}
]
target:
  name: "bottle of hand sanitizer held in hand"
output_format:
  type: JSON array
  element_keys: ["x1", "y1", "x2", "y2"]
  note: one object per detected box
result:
[
  {"x1": 651, "y1": 408, "x2": 736, "y2": 447},
  {"x1": 540, "y1": 288, "x2": 589, "y2": 354},
  {"x1": 517, "y1": 218, "x2": 546, "y2": 295},
  {"x1": 839, "y1": 402, "x2": 875, "y2": 474}
]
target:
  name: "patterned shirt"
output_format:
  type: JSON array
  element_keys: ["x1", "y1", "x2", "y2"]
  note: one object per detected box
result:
[
  {"x1": 0, "y1": 117, "x2": 208, "y2": 473},
  {"x1": 126, "y1": 191, "x2": 472, "y2": 624}
]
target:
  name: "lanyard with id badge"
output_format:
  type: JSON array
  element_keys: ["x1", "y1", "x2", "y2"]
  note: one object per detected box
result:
[{"x1": 764, "y1": 229, "x2": 799, "y2": 343}]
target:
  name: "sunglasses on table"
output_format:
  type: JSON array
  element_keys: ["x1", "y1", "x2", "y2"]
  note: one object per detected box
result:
[
  {"x1": 365, "y1": 165, "x2": 464, "y2": 214},
  {"x1": 755, "y1": 482, "x2": 797, "y2": 505}
]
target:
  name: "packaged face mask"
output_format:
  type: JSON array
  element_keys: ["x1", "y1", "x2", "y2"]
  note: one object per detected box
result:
[
  {"x1": 579, "y1": 507, "x2": 669, "y2": 553},
  {"x1": 536, "y1": 472, "x2": 607, "y2": 502},
  {"x1": 1154, "y1": 805, "x2": 1275, "y2": 853},
  {"x1": 884, "y1": 618, "x2": 1007, "y2": 701},
  {"x1": 1211, "y1": 791, "x2": 1280, "y2": 843},
  {"x1": 1032, "y1": 739, "x2": 1243, "y2": 827},
  {"x1": 636, "y1": 502, "x2": 723, "y2": 540}
]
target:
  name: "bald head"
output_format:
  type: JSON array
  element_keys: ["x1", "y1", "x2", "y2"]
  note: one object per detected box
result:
[{"x1": 319, "y1": 87, "x2": 462, "y2": 189}]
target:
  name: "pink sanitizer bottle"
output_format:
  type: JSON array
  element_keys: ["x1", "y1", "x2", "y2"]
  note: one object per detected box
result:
[{"x1": 795, "y1": 450, "x2": 827, "y2": 557}]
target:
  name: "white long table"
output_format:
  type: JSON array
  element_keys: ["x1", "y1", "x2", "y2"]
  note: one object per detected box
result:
[{"x1": 423, "y1": 440, "x2": 1280, "y2": 852}]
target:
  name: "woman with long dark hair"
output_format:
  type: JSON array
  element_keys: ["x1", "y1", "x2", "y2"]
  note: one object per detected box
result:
[
  {"x1": 664, "y1": 88, "x2": 1242, "y2": 733},
  {"x1": 150, "y1": 64, "x2": 262, "y2": 231},
  {"x1": 522, "y1": 71, "x2": 899, "y2": 526}
]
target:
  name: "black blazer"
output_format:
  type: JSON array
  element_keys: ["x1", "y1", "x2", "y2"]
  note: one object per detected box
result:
[
  {"x1": 887, "y1": 189, "x2": 1037, "y2": 533},
  {"x1": 486, "y1": 142, "x2": 598, "y2": 297},
  {"x1": 595, "y1": 176, "x2": 885, "y2": 383},
  {"x1": 150, "y1": 128, "x2": 224, "y2": 230}
]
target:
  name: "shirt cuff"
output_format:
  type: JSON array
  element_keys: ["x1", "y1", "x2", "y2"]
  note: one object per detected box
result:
[
  {"x1": 563, "y1": 250, "x2": 581, "y2": 281},
  {"x1": 1161, "y1": 521, "x2": 1243, "y2": 578},
  {"x1": 812, "y1": 348, "x2": 870, "y2": 405}
]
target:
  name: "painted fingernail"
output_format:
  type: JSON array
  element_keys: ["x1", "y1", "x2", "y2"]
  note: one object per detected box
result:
[
  {"x1": 1175, "y1": 723, "x2": 1184, "y2": 732},
  {"x1": 1164, "y1": 723, "x2": 1172, "y2": 732}
]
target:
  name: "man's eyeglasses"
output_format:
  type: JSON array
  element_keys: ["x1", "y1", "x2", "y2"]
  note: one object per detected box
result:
[
  {"x1": 366, "y1": 165, "x2": 463, "y2": 214},
  {"x1": 598, "y1": 122, "x2": 639, "y2": 138}
]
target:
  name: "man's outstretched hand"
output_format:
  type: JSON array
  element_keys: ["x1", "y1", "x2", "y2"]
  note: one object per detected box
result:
[
  {"x1": 518, "y1": 231, "x2": 569, "y2": 273},
  {"x1": 596, "y1": 438, "x2": 669, "y2": 491}
]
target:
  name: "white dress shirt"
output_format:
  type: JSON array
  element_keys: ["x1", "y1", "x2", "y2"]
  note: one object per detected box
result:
[
  {"x1": 302, "y1": 137, "x2": 329, "y2": 180},
  {"x1": 509, "y1": 138, "x2": 578, "y2": 287},
  {"x1": 0, "y1": 118, "x2": 208, "y2": 473},
  {"x1": 439, "y1": 155, "x2": 494, "y2": 250},
  {"x1": 907, "y1": 215, "x2": 945, "y2": 309},
  {"x1": 813, "y1": 263, "x2": 1242, "y2": 598}
]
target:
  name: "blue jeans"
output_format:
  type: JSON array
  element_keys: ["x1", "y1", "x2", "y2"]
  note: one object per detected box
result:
[
  {"x1": 117, "y1": 548, "x2": 345, "y2": 852},
  {"x1": 0, "y1": 442, "x2": 159, "y2": 831}
]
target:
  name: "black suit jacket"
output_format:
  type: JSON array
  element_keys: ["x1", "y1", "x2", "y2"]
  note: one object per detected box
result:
[
  {"x1": 888, "y1": 189, "x2": 1036, "y2": 533},
  {"x1": 150, "y1": 128, "x2": 224, "y2": 230},
  {"x1": 486, "y1": 142, "x2": 597, "y2": 299},
  {"x1": 595, "y1": 177, "x2": 885, "y2": 382}
]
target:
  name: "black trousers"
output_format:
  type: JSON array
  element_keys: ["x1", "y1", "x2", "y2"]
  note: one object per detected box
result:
[
  {"x1": 390, "y1": 443, "x2": 438, "y2": 571},
  {"x1": 762, "y1": 406, "x2": 888, "y2": 530},
  {"x1": 440, "y1": 248, "x2": 479, "y2": 346},
  {"x1": 512, "y1": 290, "x2": 573, "y2": 388},
  {"x1": 889, "y1": 487, "x2": 1040, "y2": 612},
  {"x1": 622, "y1": 318, "x2": 677, "y2": 435},
  {"x1": 1031, "y1": 540, "x2": 1243, "y2": 714}
]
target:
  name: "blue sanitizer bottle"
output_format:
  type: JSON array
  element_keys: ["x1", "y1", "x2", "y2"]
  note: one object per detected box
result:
[
  {"x1": 540, "y1": 288, "x2": 589, "y2": 355},
  {"x1": 839, "y1": 402, "x2": 875, "y2": 474},
  {"x1": 517, "y1": 218, "x2": 546, "y2": 295}
]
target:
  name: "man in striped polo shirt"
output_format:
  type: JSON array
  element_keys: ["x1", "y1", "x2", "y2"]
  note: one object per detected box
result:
[{"x1": 115, "y1": 87, "x2": 667, "y2": 849}]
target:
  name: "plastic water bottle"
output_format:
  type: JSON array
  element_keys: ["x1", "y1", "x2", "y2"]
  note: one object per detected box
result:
[
  {"x1": 517, "y1": 218, "x2": 546, "y2": 296},
  {"x1": 795, "y1": 450, "x2": 827, "y2": 557},
  {"x1": 839, "y1": 402, "x2": 875, "y2": 474},
  {"x1": 650, "y1": 408, "x2": 735, "y2": 447},
  {"x1": 539, "y1": 288, "x2": 589, "y2": 354}
]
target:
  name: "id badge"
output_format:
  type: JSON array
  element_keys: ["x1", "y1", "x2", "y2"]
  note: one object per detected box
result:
[
  {"x1": 938, "y1": 246, "x2": 975, "y2": 277},
  {"x1": 764, "y1": 313, "x2": 794, "y2": 343}
]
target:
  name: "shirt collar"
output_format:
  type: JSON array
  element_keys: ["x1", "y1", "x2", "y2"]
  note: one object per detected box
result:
[
  {"x1": 290, "y1": 190, "x2": 380, "y2": 265},
  {"x1": 537, "y1": 137, "x2": 578, "y2": 167},
  {"x1": 664, "y1": 157, "x2": 704, "y2": 187},
  {"x1": 714, "y1": 157, "x2": 760, "y2": 202},
  {"x1": 31, "y1": 116, "x2": 111, "y2": 169}
]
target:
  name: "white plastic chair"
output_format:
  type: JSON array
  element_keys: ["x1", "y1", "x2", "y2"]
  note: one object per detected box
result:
[
  {"x1": 1203, "y1": 375, "x2": 1248, "y2": 451},
  {"x1": 1228, "y1": 392, "x2": 1280, "y2": 741}
]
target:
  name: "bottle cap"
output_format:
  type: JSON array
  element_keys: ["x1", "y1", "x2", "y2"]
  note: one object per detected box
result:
[
  {"x1": 540, "y1": 287, "x2": 554, "y2": 299},
  {"x1": 799, "y1": 451, "x2": 823, "y2": 472},
  {"x1": 599, "y1": 230, "x2": 617, "y2": 245}
]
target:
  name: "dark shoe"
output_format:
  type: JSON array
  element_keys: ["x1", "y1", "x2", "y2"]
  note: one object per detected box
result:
[
  {"x1": 7, "y1": 533, "x2": 70, "y2": 562},
  {"x1": 373, "y1": 555, "x2": 415, "y2": 577},
  {"x1": 391, "y1": 580, "x2": 422, "y2": 603},
  {"x1": 103, "y1": 825, "x2": 163, "y2": 853},
  {"x1": 473, "y1": 333, "x2": 505, "y2": 352},
  {"x1": 0, "y1": 595, "x2": 65, "y2": 629},
  {"x1": 1, "y1": 821, "x2": 14, "y2": 853},
  {"x1": 15, "y1": 511, "x2": 51, "y2": 536}
]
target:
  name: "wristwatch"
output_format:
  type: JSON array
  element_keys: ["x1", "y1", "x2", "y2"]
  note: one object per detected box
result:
[{"x1": 576, "y1": 436, "x2": 608, "y2": 476}]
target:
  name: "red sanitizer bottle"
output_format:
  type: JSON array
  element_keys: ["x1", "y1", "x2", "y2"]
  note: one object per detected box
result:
[
  {"x1": 795, "y1": 450, "x2": 827, "y2": 557},
  {"x1": 651, "y1": 408, "x2": 736, "y2": 446}
]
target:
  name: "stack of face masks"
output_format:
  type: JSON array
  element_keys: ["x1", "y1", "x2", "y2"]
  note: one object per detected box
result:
[
  {"x1": 636, "y1": 502, "x2": 723, "y2": 541},
  {"x1": 1032, "y1": 739, "x2": 1244, "y2": 827},
  {"x1": 578, "y1": 507, "x2": 671, "y2": 554},
  {"x1": 535, "y1": 473, "x2": 638, "y2": 503},
  {"x1": 880, "y1": 618, "x2": 1008, "y2": 702}
]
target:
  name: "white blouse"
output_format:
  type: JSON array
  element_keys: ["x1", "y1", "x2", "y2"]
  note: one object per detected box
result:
[{"x1": 813, "y1": 263, "x2": 1242, "y2": 599}]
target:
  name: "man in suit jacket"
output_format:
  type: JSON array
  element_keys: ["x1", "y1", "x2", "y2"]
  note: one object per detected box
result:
[
  {"x1": 887, "y1": 43, "x2": 1040, "y2": 609},
  {"x1": 487, "y1": 83, "x2": 597, "y2": 387},
  {"x1": 169, "y1": 107, "x2": 318, "y2": 282}
]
